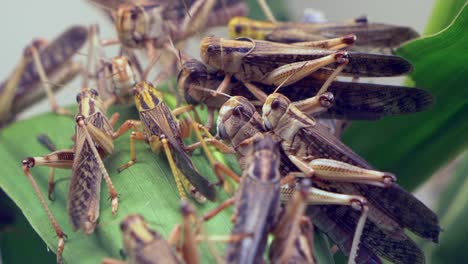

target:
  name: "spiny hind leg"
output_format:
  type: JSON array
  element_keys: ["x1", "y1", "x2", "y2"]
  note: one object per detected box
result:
[{"x1": 21, "y1": 149, "x2": 74, "y2": 264}]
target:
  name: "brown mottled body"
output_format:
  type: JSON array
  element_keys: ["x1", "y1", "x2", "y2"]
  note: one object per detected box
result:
[
  {"x1": 224, "y1": 135, "x2": 282, "y2": 264},
  {"x1": 178, "y1": 59, "x2": 432, "y2": 120},
  {"x1": 200, "y1": 36, "x2": 413, "y2": 82},
  {"x1": 68, "y1": 89, "x2": 115, "y2": 232}
]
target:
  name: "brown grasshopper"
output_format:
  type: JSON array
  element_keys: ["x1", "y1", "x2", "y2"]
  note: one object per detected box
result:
[
  {"x1": 228, "y1": 16, "x2": 419, "y2": 54},
  {"x1": 89, "y1": 0, "x2": 248, "y2": 55},
  {"x1": 22, "y1": 88, "x2": 120, "y2": 263},
  {"x1": 200, "y1": 35, "x2": 413, "y2": 91},
  {"x1": 0, "y1": 26, "x2": 88, "y2": 127},
  {"x1": 215, "y1": 95, "x2": 440, "y2": 263},
  {"x1": 102, "y1": 214, "x2": 184, "y2": 264},
  {"x1": 113, "y1": 81, "x2": 238, "y2": 202},
  {"x1": 177, "y1": 58, "x2": 433, "y2": 129},
  {"x1": 102, "y1": 201, "x2": 225, "y2": 264}
]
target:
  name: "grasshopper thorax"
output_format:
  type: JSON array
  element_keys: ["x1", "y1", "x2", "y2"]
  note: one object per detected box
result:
[
  {"x1": 76, "y1": 88, "x2": 105, "y2": 118},
  {"x1": 262, "y1": 93, "x2": 290, "y2": 130},
  {"x1": 133, "y1": 81, "x2": 164, "y2": 112}
]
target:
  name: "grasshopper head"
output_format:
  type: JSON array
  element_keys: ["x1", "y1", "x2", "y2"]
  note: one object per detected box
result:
[
  {"x1": 177, "y1": 59, "x2": 211, "y2": 105},
  {"x1": 120, "y1": 214, "x2": 160, "y2": 254},
  {"x1": 217, "y1": 96, "x2": 257, "y2": 141},
  {"x1": 108, "y1": 56, "x2": 137, "y2": 97},
  {"x1": 116, "y1": 4, "x2": 160, "y2": 47},
  {"x1": 200, "y1": 36, "x2": 253, "y2": 73},
  {"x1": 262, "y1": 93, "x2": 290, "y2": 130},
  {"x1": 76, "y1": 88, "x2": 105, "y2": 118},
  {"x1": 133, "y1": 81, "x2": 164, "y2": 112}
]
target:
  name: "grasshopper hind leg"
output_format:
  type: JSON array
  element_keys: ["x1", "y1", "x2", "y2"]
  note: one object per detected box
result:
[{"x1": 22, "y1": 158, "x2": 68, "y2": 264}]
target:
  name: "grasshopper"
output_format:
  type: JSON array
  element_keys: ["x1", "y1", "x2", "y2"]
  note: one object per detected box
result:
[
  {"x1": 89, "y1": 0, "x2": 248, "y2": 54},
  {"x1": 215, "y1": 95, "x2": 440, "y2": 263},
  {"x1": 202, "y1": 135, "x2": 282, "y2": 263},
  {"x1": 102, "y1": 200, "x2": 221, "y2": 264},
  {"x1": 177, "y1": 58, "x2": 433, "y2": 129},
  {"x1": 200, "y1": 35, "x2": 413, "y2": 91},
  {"x1": 228, "y1": 16, "x2": 419, "y2": 54},
  {"x1": 113, "y1": 81, "x2": 238, "y2": 202},
  {"x1": 0, "y1": 26, "x2": 88, "y2": 127},
  {"x1": 102, "y1": 214, "x2": 184, "y2": 264},
  {"x1": 22, "y1": 88, "x2": 120, "y2": 263}
]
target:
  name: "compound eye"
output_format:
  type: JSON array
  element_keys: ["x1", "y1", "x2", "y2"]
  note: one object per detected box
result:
[
  {"x1": 234, "y1": 24, "x2": 243, "y2": 34},
  {"x1": 130, "y1": 9, "x2": 138, "y2": 20},
  {"x1": 271, "y1": 98, "x2": 281, "y2": 110},
  {"x1": 120, "y1": 221, "x2": 128, "y2": 231},
  {"x1": 90, "y1": 89, "x2": 99, "y2": 96},
  {"x1": 207, "y1": 44, "x2": 215, "y2": 53},
  {"x1": 76, "y1": 94, "x2": 81, "y2": 103}
]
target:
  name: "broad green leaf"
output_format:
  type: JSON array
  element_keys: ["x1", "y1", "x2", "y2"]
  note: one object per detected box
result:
[
  {"x1": 424, "y1": 0, "x2": 468, "y2": 35},
  {"x1": 343, "y1": 2, "x2": 468, "y2": 190}
]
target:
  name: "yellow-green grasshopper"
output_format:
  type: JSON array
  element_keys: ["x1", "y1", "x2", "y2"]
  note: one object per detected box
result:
[
  {"x1": 113, "y1": 81, "x2": 237, "y2": 202},
  {"x1": 102, "y1": 214, "x2": 184, "y2": 264},
  {"x1": 215, "y1": 95, "x2": 440, "y2": 264},
  {"x1": 228, "y1": 16, "x2": 419, "y2": 54},
  {"x1": 0, "y1": 26, "x2": 88, "y2": 127},
  {"x1": 22, "y1": 87, "x2": 121, "y2": 264}
]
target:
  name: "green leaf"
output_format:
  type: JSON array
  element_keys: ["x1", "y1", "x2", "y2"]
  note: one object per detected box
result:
[
  {"x1": 427, "y1": 151, "x2": 468, "y2": 263},
  {"x1": 342, "y1": 2, "x2": 468, "y2": 190},
  {"x1": 424, "y1": 0, "x2": 468, "y2": 35}
]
